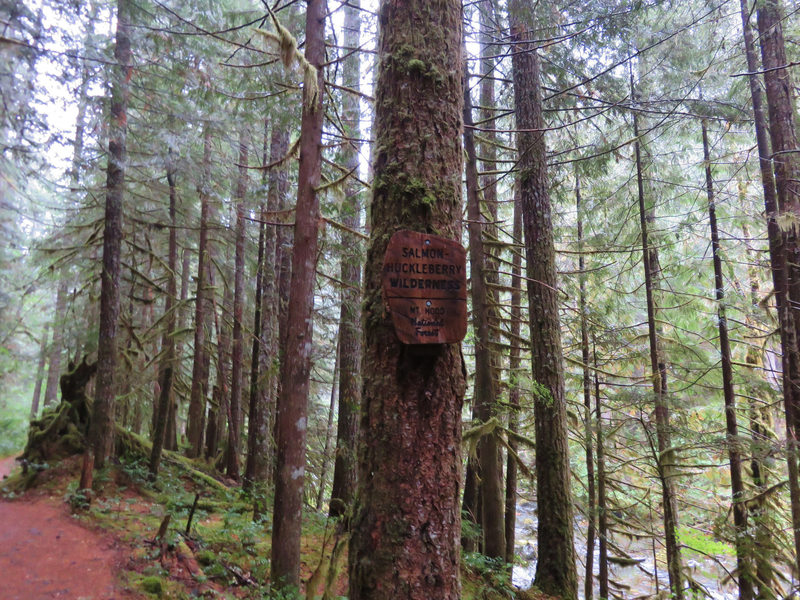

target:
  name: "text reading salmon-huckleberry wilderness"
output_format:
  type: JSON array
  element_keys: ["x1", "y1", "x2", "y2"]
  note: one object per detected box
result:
[{"x1": 381, "y1": 230, "x2": 467, "y2": 345}]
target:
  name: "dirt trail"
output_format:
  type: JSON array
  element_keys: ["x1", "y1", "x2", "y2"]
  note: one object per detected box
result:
[
  {"x1": 0, "y1": 456, "x2": 134, "y2": 599},
  {"x1": 0, "y1": 455, "x2": 17, "y2": 479}
]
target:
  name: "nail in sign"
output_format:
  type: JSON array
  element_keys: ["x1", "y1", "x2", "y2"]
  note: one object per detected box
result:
[{"x1": 382, "y1": 230, "x2": 467, "y2": 344}]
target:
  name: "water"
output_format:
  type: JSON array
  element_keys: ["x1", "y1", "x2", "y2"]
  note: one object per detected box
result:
[{"x1": 511, "y1": 501, "x2": 750, "y2": 599}]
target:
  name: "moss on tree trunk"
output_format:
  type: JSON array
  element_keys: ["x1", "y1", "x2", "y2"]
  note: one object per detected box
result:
[{"x1": 348, "y1": 1, "x2": 465, "y2": 598}]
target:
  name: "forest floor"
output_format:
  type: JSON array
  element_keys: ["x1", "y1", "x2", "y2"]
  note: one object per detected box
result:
[
  {"x1": 0, "y1": 455, "x2": 136, "y2": 599},
  {"x1": 0, "y1": 450, "x2": 544, "y2": 600}
]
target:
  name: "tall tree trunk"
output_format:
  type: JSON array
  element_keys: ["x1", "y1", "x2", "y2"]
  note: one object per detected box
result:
[
  {"x1": 60, "y1": 0, "x2": 98, "y2": 258},
  {"x1": 270, "y1": 0, "x2": 326, "y2": 589},
  {"x1": 505, "y1": 181, "x2": 523, "y2": 564},
  {"x1": 461, "y1": 455, "x2": 480, "y2": 552},
  {"x1": 253, "y1": 123, "x2": 290, "y2": 509},
  {"x1": 318, "y1": 338, "x2": 340, "y2": 511},
  {"x1": 40, "y1": 10, "x2": 97, "y2": 412},
  {"x1": 594, "y1": 341, "x2": 609, "y2": 600},
  {"x1": 702, "y1": 120, "x2": 754, "y2": 600},
  {"x1": 245, "y1": 120, "x2": 269, "y2": 490},
  {"x1": 631, "y1": 74, "x2": 682, "y2": 598},
  {"x1": 464, "y1": 55, "x2": 505, "y2": 560},
  {"x1": 167, "y1": 246, "x2": 191, "y2": 451},
  {"x1": 274, "y1": 128, "x2": 294, "y2": 492},
  {"x1": 30, "y1": 322, "x2": 50, "y2": 418},
  {"x1": 186, "y1": 125, "x2": 213, "y2": 458},
  {"x1": 199, "y1": 287, "x2": 213, "y2": 452},
  {"x1": 348, "y1": 0, "x2": 465, "y2": 597},
  {"x1": 43, "y1": 278, "x2": 68, "y2": 407},
  {"x1": 276, "y1": 127, "x2": 294, "y2": 369},
  {"x1": 328, "y1": 0, "x2": 363, "y2": 521},
  {"x1": 66, "y1": 4, "x2": 98, "y2": 187},
  {"x1": 211, "y1": 284, "x2": 231, "y2": 462},
  {"x1": 90, "y1": 0, "x2": 132, "y2": 467},
  {"x1": 739, "y1": 0, "x2": 800, "y2": 578},
  {"x1": 478, "y1": 0, "x2": 502, "y2": 400},
  {"x1": 149, "y1": 148, "x2": 179, "y2": 477},
  {"x1": 477, "y1": 0, "x2": 507, "y2": 560},
  {"x1": 121, "y1": 232, "x2": 140, "y2": 433},
  {"x1": 743, "y1": 222, "x2": 778, "y2": 600},
  {"x1": 577, "y1": 171, "x2": 596, "y2": 600},
  {"x1": 207, "y1": 276, "x2": 230, "y2": 465},
  {"x1": 205, "y1": 391, "x2": 218, "y2": 462},
  {"x1": 754, "y1": 0, "x2": 800, "y2": 573},
  {"x1": 143, "y1": 266, "x2": 158, "y2": 435},
  {"x1": 509, "y1": 13, "x2": 578, "y2": 598},
  {"x1": 227, "y1": 127, "x2": 249, "y2": 481}
]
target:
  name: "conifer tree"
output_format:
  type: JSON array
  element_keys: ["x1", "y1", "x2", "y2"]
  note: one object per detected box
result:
[{"x1": 349, "y1": 0, "x2": 465, "y2": 597}]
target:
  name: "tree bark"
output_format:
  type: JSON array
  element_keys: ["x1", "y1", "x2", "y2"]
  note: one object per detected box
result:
[
  {"x1": 702, "y1": 120, "x2": 754, "y2": 600},
  {"x1": 274, "y1": 124, "x2": 294, "y2": 494},
  {"x1": 254, "y1": 123, "x2": 290, "y2": 505},
  {"x1": 318, "y1": 338, "x2": 340, "y2": 511},
  {"x1": 505, "y1": 181, "x2": 523, "y2": 564},
  {"x1": 632, "y1": 98, "x2": 683, "y2": 598},
  {"x1": 348, "y1": 0, "x2": 465, "y2": 597},
  {"x1": 594, "y1": 342, "x2": 609, "y2": 600},
  {"x1": 577, "y1": 171, "x2": 596, "y2": 600},
  {"x1": 149, "y1": 148, "x2": 179, "y2": 478},
  {"x1": 328, "y1": 0, "x2": 363, "y2": 521},
  {"x1": 168, "y1": 246, "x2": 191, "y2": 451},
  {"x1": 245, "y1": 120, "x2": 269, "y2": 490},
  {"x1": 464, "y1": 55, "x2": 505, "y2": 560},
  {"x1": 754, "y1": 0, "x2": 800, "y2": 573},
  {"x1": 478, "y1": 0, "x2": 502, "y2": 401},
  {"x1": 205, "y1": 387, "x2": 219, "y2": 462},
  {"x1": 743, "y1": 223, "x2": 778, "y2": 600},
  {"x1": 30, "y1": 322, "x2": 49, "y2": 418},
  {"x1": 270, "y1": 0, "x2": 326, "y2": 589},
  {"x1": 90, "y1": 0, "x2": 131, "y2": 468},
  {"x1": 121, "y1": 256, "x2": 137, "y2": 432},
  {"x1": 461, "y1": 457, "x2": 480, "y2": 552},
  {"x1": 227, "y1": 127, "x2": 249, "y2": 481},
  {"x1": 43, "y1": 279, "x2": 67, "y2": 408},
  {"x1": 509, "y1": 14, "x2": 578, "y2": 598},
  {"x1": 186, "y1": 125, "x2": 213, "y2": 458},
  {"x1": 211, "y1": 283, "x2": 231, "y2": 462}
]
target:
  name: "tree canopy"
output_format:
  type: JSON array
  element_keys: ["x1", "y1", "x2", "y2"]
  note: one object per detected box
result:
[{"x1": 4, "y1": 0, "x2": 800, "y2": 597}]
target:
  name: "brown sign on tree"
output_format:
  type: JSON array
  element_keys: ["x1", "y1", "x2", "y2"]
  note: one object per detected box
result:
[{"x1": 382, "y1": 230, "x2": 467, "y2": 344}]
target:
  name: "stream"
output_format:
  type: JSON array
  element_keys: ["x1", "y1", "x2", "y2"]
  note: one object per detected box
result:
[{"x1": 511, "y1": 500, "x2": 779, "y2": 599}]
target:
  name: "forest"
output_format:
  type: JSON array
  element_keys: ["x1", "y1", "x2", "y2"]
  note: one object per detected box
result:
[{"x1": 3, "y1": 0, "x2": 800, "y2": 598}]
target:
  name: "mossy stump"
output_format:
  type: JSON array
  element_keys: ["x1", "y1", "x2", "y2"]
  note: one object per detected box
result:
[{"x1": 22, "y1": 356, "x2": 96, "y2": 469}]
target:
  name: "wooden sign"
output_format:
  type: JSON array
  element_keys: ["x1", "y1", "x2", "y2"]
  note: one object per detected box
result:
[{"x1": 382, "y1": 230, "x2": 467, "y2": 344}]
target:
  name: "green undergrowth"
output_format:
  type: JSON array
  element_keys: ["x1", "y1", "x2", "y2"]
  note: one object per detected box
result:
[
  {"x1": 39, "y1": 434, "x2": 338, "y2": 599},
  {"x1": 123, "y1": 572, "x2": 186, "y2": 599},
  {"x1": 462, "y1": 552, "x2": 514, "y2": 599},
  {"x1": 3, "y1": 431, "x2": 537, "y2": 599},
  {"x1": 677, "y1": 526, "x2": 735, "y2": 557},
  {"x1": 460, "y1": 552, "x2": 550, "y2": 600},
  {"x1": 0, "y1": 400, "x2": 29, "y2": 456},
  {"x1": 89, "y1": 453, "x2": 276, "y2": 598}
]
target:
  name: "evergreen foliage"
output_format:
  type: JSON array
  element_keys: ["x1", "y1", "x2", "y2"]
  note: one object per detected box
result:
[{"x1": 3, "y1": 0, "x2": 800, "y2": 596}]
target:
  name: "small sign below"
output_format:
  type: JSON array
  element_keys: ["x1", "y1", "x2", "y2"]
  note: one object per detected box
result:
[{"x1": 382, "y1": 230, "x2": 467, "y2": 344}]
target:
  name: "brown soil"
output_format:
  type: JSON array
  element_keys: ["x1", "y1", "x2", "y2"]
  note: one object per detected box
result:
[
  {"x1": 0, "y1": 455, "x2": 18, "y2": 479},
  {"x1": 0, "y1": 455, "x2": 136, "y2": 599}
]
